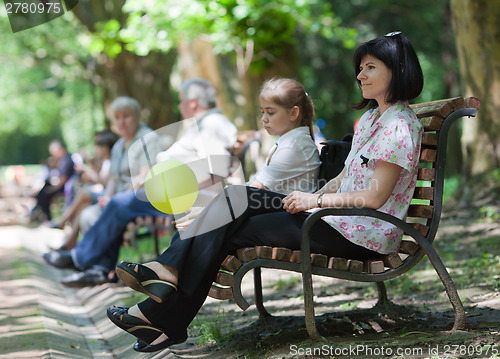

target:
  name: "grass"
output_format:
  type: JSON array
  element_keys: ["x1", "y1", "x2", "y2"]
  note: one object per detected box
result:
[
  {"x1": 117, "y1": 229, "x2": 173, "y2": 264},
  {"x1": 190, "y1": 305, "x2": 235, "y2": 346},
  {"x1": 270, "y1": 275, "x2": 301, "y2": 291},
  {"x1": 455, "y1": 253, "x2": 500, "y2": 291}
]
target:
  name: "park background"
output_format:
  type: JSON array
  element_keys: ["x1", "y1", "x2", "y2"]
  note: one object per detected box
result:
[
  {"x1": 0, "y1": 0, "x2": 498, "y2": 196},
  {"x1": 0, "y1": 1, "x2": 499, "y2": 358}
]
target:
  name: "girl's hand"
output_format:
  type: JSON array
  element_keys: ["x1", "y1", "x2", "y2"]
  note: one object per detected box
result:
[
  {"x1": 282, "y1": 191, "x2": 317, "y2": 214},
  {"x1": 173, "y1": 207, "x2": 203, "y2": 231}
]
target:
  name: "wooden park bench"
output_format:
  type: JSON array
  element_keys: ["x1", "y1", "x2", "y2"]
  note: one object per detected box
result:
[{"x1": 207, "y1": 96, "x2": 481, "y2": 339}]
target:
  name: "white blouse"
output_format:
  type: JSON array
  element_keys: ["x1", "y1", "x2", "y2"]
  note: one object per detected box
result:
[{"x1": 249, "y1": 126, "x2": 321, "y2": 195}]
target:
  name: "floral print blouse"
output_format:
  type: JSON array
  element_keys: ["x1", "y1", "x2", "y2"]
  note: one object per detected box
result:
[{"x1": 321, "y1": 101, "x2": 423, "y2": 254}]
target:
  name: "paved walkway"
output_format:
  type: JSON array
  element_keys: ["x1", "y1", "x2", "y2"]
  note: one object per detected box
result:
[{"x1": 0, "y1": 225, "x2": 196, "y2": 359}]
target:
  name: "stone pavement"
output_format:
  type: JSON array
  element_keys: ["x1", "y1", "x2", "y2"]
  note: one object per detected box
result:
[{"x1": 0, "y1": 225, "x2": 199, "y2": 359}]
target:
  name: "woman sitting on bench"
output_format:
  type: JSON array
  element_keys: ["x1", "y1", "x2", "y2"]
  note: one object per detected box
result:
[{"x1": 107, "y1": 33, "x2": 424, "y2": 353}]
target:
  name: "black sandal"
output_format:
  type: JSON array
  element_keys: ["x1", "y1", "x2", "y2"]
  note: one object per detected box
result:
[
  {"x1": 133, "y1": 332, "x2": 187, "y2": 353},
  {"x1": 116, "y1": 261, "x2": 177, "y2": 303},
  {"x1": 106, "y1": 306, "x2": 164, "y2": 344}
]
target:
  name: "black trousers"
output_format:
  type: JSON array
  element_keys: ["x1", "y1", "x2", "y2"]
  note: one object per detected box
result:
[
  {"x1": 138, "y1": 186, "x2": 376, "y2": 338},
  {"x1": 35, "y1": 182, "x2": 63, "y2": 220}
]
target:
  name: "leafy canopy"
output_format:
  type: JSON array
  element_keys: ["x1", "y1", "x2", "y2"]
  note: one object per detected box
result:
[{"x1": 94, "y1": 0, "x2": 355, "y2": 72}]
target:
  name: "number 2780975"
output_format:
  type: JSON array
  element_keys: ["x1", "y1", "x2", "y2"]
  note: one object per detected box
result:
[{"x1": 5, "y1": 2, "x2": 62, "y2": 14}]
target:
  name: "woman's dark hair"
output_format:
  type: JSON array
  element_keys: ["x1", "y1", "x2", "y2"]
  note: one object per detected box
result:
[
  {"x1": 352, "y1": 33, "x2": 423, "y2": 110},
  {"x1": 259, "y1": 78, "x2": 315, "y2": 139},
  {"x1": 95, "y1": 129, "x2": 119, "y2": 149}
]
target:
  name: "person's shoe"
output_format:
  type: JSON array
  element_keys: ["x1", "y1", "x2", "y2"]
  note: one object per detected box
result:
[
  {"x1": 116, "y1": 261, "x2": 177, "y2": 303},
  {"x1": 107, "y1": 306, "x2": 164, "y2": 344},
  {"x1": 42, "y1": 250, "x2": 76, "y2": 270},
  {"x1": 133, "y1": 333, "x2": 187, "y2": 352},
  {"x1": 61, "y1": 269, "x2": 109, "y2": 287}
]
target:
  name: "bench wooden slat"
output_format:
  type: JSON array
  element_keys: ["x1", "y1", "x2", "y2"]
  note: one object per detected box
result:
[
  {"x1": 311, "y1": 253, "x2": 328, "y2": 268},
  {"x1": 363, "y1": 260, "x2": 385, "y2": 274},
  {"x1": 411, "y1": 97, "x2": 465, "y2": 119},
  {"x1": 221, "y1": 255, "x2": 242, "y2": 273},
  {"x1": 328, "y1": 257, "x2": 348, "y2": 271},
  {"x1": 237, "y1": 247, "x2": 257, "y2": 262},
  {"x1": 381, "y1": 253, "x2": 404, "y2": 269},
  {"x1": 419, "y1": 116, "x2": 444, "y2": 131},
  {"x1": 414, "y1": 187, "x2": 434, "y2": 201},
  {"x1": 215, "y1": 271, "x2": 234, "y2": 286},
  {"x1": 272, "y1": 247, "x2": 292, "y2": 261},
  {"x1": 421, "y1": 133, "x2": 438, "y2": 147},
  {"x1": 347, "y1": 259, "x2": 363, "y2": 273},
  {"x1": 410, "y1": 222, "x2": 430, "y2": 236},
  {"x1": 290, "y1": 250, "x2": 301, "y2": 263},
  {"x1": 420, "y1": 149, "x2": 437, "y2": 163},
  {"x1": 399, "y1": 240, "x2": 420, "y2": 255},
  {"x1": 208, "y1": 285, "x2": 233, "y2": 300},
  {"x1": 417, "y1": 168, "x2": 436, "y2": 181},
  {"x1": 408, "y1": 204, "x2": 434, "y2": 218},
  {"x1": 255, "y1": 246, "x2": 273, "y2": 259},
  {"x1": 466, "y1": 96, "x2": 480, "y2": 109}
]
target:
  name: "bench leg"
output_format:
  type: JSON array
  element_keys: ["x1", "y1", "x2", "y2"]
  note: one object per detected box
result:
[
  {"x1": 376, "y1": 281, "x2": 388, "y2": 307},
  {"x1": 254, "y1": 267, "x2": 271, "y2": 317},
  {"x1": 153, "y1": 225, "x2": 160, "y2": 257},
  {"x1": 419, "y1": 241, "x2": 466, "y2": 331},
  {"x1": 301, "y1": 261, "x2": 321, "y2": 340}
]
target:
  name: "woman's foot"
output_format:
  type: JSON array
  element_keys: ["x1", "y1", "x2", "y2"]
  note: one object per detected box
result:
[
  {"x1": 127, "y1": 305, "x2": 150, "y2": 324},
  {"x1": 112, "y1": 305, "x2": 187, "y2": 352},
  {"x1": 106, "y1": 305, "x2": 163, "y2": 344},
  {"x1": 138, "y1": 261, "x2": 178, "y2": 286},
  {"x1": 127, "y1": 306, "x2": 169, "y2": 346},
  {"x1": 116, "y1": 261, "x2": 178, "y2": 303}
]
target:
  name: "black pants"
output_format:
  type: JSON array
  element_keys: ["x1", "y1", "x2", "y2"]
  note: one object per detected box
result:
[
  {"x1": 34, "y1": 182, "x2": 63, "y2": 220},
  {"x1": 137, "y1": 186, "x2": 376, "y2": 338}
]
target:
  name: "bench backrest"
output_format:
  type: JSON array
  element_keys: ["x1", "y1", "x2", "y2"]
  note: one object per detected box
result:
[{"x1": 407, "y1": 97, "x2": 480, "y2": 244}]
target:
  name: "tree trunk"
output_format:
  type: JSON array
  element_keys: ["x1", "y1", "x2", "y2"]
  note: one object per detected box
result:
[
  {"x1": 451, "y1": 0, "x2": 500, "y2": 175},
  {"x1": 72, "y1": 0, "x2": 177, "y2": 130},
  {"x1": 94, "y1": 49, "x2": 177, "y2": 130}
]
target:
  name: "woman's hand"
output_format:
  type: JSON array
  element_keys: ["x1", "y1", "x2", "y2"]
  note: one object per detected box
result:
[
  {"x1": 282, "y1": 191, "x2": 317, "y2": 214},
  {"x1": 173, "y1": 207, "x2": 203, "y2": 231}
]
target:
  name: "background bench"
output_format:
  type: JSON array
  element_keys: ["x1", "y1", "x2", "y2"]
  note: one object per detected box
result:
[{"x1": 207, "y1": 96, "x2": 480, "y2": 339}]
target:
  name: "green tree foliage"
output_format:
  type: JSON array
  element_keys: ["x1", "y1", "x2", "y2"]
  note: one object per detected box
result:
[
  {"x1": 298, "y1": 0, "x2": 457, "y2": 139},
  {"x1": 121, "y1": 0, "x2": 352, "y2": 73},
  {"x1": 0, "y1": 13, "x2": 104, "y2": 165},
  {"x1": 0, "y1": 0, "x2": 461, "y2": 167}
]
